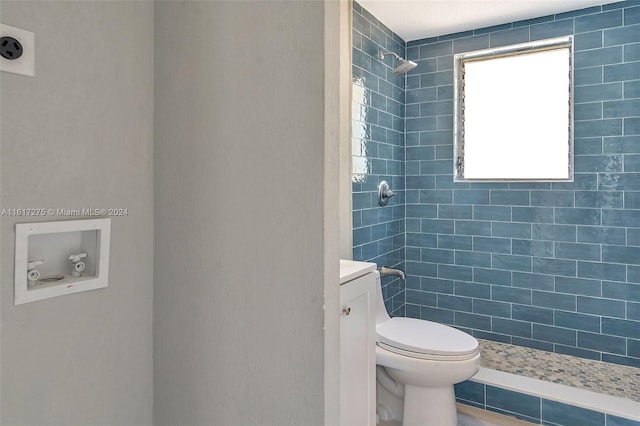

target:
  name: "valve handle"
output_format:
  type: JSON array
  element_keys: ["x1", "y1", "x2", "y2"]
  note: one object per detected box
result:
[
  {"x1": 378, "y1": 181, "x2": 396, "y2": 206},
  {"x1": 27, "y1": 259, "x2": 44, "y2": 269},
  {"x1": 69, "y1": 253, "x2": 87, "y2": 262}
]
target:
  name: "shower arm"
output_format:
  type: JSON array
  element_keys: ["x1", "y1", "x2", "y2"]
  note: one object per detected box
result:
[{"x1": 379, "y1": 50, "x2": 401, "y2": 61}]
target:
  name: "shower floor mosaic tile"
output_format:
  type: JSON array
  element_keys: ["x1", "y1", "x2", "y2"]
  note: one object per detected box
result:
[{"x1": 478, "y1": 339, "x2": 640, "y2": 402}]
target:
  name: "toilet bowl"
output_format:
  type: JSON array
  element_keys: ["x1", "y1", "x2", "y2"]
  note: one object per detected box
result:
[{"x1": 375, "y1": 277, "x2": 480, "y2": 426}]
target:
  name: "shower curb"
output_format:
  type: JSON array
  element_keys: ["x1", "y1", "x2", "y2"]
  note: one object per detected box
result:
[{"x1": 461, "y1": 367, "x2": 640, "y2": 424}]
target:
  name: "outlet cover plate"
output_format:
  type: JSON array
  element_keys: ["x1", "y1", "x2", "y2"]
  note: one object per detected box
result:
[{"x1": 0, "y1": 24, "x2": 34, "y2": 77}]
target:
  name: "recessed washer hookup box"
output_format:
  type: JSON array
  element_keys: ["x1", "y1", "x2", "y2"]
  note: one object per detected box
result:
[{"x1": 14, "y1": 218, "x2": 111, "y2": 305}]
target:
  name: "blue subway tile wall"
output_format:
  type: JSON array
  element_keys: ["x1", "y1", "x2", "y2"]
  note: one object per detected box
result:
[
  {"x1": 455, "y1": 381, "x2": 640, "y2": 425},
  {"x1": 403, "y1": 2, "x2": 640, "y2": 368},
  {"x1": 352, "y1": 2, "x2": 406, "y2": 316}
]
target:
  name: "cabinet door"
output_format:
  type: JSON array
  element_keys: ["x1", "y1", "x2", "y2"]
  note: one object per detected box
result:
[{"x1": 340, "y1": 273, "x2": 376, "y2": 426}]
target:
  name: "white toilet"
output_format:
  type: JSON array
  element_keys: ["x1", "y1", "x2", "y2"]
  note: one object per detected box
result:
[{"x1": 375, "y1": 276, "x2": 481, "y2": 426}]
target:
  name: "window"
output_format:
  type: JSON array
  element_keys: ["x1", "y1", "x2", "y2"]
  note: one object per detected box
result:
[{"x1": 453, "y1": 36, "x2": 574, "y2": 181}]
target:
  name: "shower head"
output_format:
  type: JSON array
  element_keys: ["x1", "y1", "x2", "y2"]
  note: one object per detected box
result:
[
  {"x1": 393, "y1": 58, "x2": 418, "y2": 75},
  {"x1": 380, "y1": 49, "x2": 417, "y2": 75}
]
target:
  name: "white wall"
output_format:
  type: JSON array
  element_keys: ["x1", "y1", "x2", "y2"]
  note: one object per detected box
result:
[
  {"x1": 1, "y1": 1, "x2": 343, "y2": 424},
  {"x1": 0, "y1": 1, "x2": 154, "y2": 424},
  {"x1": 153, "y1": 1, "x2": 339, "y2": 425}
]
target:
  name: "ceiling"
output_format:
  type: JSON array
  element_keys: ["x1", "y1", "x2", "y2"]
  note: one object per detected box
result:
[{"x1": 357, "y1": 0, "x2": 620, "y2": 42}]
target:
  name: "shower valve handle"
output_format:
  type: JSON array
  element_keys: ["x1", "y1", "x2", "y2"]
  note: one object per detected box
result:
[{"x1": 378, "y1": 181, "x2": 396, "y2": 206}]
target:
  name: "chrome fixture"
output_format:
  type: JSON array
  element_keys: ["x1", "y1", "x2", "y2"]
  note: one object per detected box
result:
[
  {"x1": 378, "y1": 180, "x2": 396, "y2": 206},
  {"x1": 378, "y1": 266, "x2": 406, "y2": 280},
  {"x1": 380, "y1": 50, "x2": 417, "y2": 75}
]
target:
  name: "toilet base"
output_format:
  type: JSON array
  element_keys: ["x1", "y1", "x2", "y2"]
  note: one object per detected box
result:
[{"x1": 402, "y1": 384, "x2": 457, "y2": 426}]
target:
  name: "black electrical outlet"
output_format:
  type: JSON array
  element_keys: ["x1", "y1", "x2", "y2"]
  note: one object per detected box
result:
[{"x1": 0, "y1": 36, "x2": 23, "y2": 60}]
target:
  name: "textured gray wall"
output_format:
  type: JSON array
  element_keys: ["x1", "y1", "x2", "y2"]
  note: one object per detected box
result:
[
  {"x1": 153, "y1": 1, "x2": 328, "y2": 425},
  {"x1": 0, "y1": 1, "x2": 154, "y2": 424}
]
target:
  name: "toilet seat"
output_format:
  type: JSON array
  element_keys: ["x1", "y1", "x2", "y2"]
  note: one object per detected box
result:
[{"x1": 376, "y1": 317, "x2": 479, "y2": 361}]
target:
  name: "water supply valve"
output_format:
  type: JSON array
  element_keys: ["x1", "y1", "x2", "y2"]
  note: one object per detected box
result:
[
  {"x1": 69, "y1": 252, "x2": 87, "y2": 277},
  {"x1": 27, "y1": 259, "x2": 44, "y2": 282}
]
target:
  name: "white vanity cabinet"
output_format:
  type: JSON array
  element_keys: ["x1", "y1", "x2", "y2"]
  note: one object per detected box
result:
[{"x1": 339, "y1": 260, "x2": 377, "y2": 426}]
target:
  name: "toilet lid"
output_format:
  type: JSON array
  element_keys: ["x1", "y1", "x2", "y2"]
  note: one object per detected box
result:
[{"x1": 377, "y1": 317, "x2": 479, "y2": 357}]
